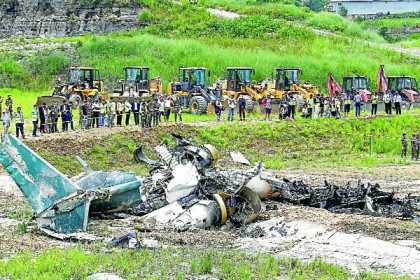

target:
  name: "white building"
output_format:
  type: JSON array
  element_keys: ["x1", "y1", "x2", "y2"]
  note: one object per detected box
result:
[{"x1": 326, "y1": 0, "x2": 420, "y2": 17}]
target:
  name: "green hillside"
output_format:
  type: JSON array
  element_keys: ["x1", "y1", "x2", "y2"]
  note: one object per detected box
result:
[{"x1": 0, "y1": 0, "x2": 419, "y2": 95}]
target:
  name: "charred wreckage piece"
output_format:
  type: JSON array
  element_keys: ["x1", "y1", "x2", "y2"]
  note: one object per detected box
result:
[{"x1": 0, "y1": 133, "x2": 418, "y2": 237}]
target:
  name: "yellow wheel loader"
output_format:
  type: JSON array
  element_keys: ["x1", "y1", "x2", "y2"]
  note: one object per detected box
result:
[
  {"x1": 255, "y1": 68, "x2": 318, "y2": 111},
  {"x1": 217, "y1": 67, "x2": 262, "y2": 113},
  {"x1": 113, "y1": 66, "x2": 161, "y2": 102},
  {"x1": 37, "y1": 67, "x2": 108, "y2": 107},
  {"x1": 167, "y1": 67, "x2": 218, "y2": 115}
]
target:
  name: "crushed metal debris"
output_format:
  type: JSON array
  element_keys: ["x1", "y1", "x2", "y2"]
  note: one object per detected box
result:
[{"x1": 0, "y1": 133, "x2": 418, "y2": 239}]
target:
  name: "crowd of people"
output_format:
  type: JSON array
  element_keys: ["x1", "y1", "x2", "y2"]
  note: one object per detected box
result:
[
  {"x1": 0, "y1": 90, "x2": 411, "y2": 138},
  {"x1": 401, "y1": 133, "x2": 420, "y2": 159}
]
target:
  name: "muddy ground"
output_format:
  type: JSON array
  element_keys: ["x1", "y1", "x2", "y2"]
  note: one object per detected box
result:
[{"x1": 1, "y1": 126, "x2": 420, "y2": 277}]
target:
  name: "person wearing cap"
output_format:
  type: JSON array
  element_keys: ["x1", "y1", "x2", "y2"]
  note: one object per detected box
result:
[
  {"x1": 401, "y1": 133, "x2": 407, "y2": 157},
  {"x1": 287, "y1": 93, "x2": 297, "y2": 119},
  {"x1": 60, "y1": 100, "x2": 70, "y2": 132},
  {"x1": 172, "y1": 95, "x2": 182, "y2": 122},
  {"x1": 238, "y1": 95, "x2": 246, "y2": 121},
  {"x1": 131, "y1": 97, "x2": 140, "y2": 125},
  {"x1": 31, "y1": 104, "x2": 39, "y2": 137},
  {"x1": 262, "y1": 94, "x2": 272, "y2": 121},
  {"x1": 227, "y1": 93, "x2": 236, "y2": 121},
  {"x1": 13, "y1": 107, "x2": 25, "y2": 139}
]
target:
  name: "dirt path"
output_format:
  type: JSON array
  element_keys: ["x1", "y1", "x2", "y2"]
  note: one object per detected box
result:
[{"x1": 207, "y1": 8, "x2": 241, "y2": 19}]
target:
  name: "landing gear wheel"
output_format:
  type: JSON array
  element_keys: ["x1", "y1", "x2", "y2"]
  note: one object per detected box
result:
[
  {"x1": 244, "y1": 96, "x2": 254, "y2": 113},
  {"x1": 293, "y1": 94, "x2": 304, "y2": 112},
  {"x1": 189, "y1": 96, "x2": 207, "y2": 114},
  {"x1": 70, "y1": 94, "x2": 82, "y2": 107}
]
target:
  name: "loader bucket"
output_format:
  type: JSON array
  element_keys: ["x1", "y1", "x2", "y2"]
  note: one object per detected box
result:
[
  {"x1": 207, "y1": 102, "x2": 215, "y2": 115},
  {"x1": 254, "y1": 100, "x2": 262, "y2": 114},
  {"x1": 36, "y1": 95, "x2": 66, "y2": 106}
]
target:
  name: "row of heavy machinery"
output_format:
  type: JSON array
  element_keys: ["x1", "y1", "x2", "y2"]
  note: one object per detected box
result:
[{"x1": 39, "y1": 65, "x2": 419, "y2": 113}]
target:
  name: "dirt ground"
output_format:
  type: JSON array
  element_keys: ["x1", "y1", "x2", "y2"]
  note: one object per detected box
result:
[{"x1": 1, "y1": 126, "x2": 420, "y2": 277}]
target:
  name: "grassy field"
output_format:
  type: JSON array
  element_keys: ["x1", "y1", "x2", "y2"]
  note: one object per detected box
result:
[
  {"x1": 0, "y1": 246, "x2": 411, "y2": 280},
  {"x1": 359, "y1": 18, "x2": 420, "y2": 29}
]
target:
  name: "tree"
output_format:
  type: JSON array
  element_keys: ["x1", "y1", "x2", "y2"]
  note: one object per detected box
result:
[
  {"x1": 305, "y1": 0, "x2": 328, "y2": 12},
  {"x1": 338, "y1": 5, "x2": 348, "y2": 17}
]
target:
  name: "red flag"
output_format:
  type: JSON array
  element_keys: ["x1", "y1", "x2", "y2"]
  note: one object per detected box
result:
[
  {"x1": 377, "y1": 65, "x2": 388, "y2": 93},
  {"x1": 328, "y1": 74, "x2": 342, "y2": 97}
]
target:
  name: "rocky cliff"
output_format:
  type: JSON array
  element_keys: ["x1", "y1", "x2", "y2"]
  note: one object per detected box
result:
[{"x1": 0, "y1": 0, "x2": 144, "y2": 39}]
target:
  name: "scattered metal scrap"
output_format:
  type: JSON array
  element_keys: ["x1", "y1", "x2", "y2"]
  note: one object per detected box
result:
[{"x1": 0, "y1": 133, "x2": 418, "y2": 238}]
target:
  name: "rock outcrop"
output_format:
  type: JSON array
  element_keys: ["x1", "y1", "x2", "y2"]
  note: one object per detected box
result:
[{"x1": 0, "y1": 0, "x2": 144, "y2": 39}]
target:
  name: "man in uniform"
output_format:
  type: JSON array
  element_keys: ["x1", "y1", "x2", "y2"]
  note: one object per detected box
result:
[
  {"x1": 39, "y1": 103, "x2": 47, "y2": 134},
  {"x1": 13, "y1": 106, "x2": 25, "y2": 139},
  {"x1": 307, "y1": 94, "x2": 314, "y2": 118},
  {"x1": 80, "y1": 100, "x2": 90, "y2": 130},
  {"x1": 401, "y1": 133, "x2": 407, "y2": 157},
  {"x1": 107, "y1": 97, "x2": 115, "y2": 128},
  {"x1": 5, "y1": 95, "x2": 13, "y2": 115},
  {"x1": 411, "y1": 134, "x2": 417, "y2": 160},
  {"x1": 153, "y1": 98, "x2": 160, "y2": 126},
  {"x1": 91, "y1": 99, "x2": 100, "y2": 128},
  {"x1": 214, "y1": 97, "x2": 223, "y2": 122},
  {"x1": 416, "y1": 134, "x2": 420, "y2": 160},
  {"x1": 227, "y1": 93, "x2": 236, "y2": 121},
  {"x1": 140, "y1": 98, "x2": 148, "y2": 128},
  {"x1": 68, "y1": 101, "x2": 75, "y2": 131},
  {"x1": 50, "y1": 101, "x2": 59, "y2": 133},
  {"x1": 173, "y1": 95, "x2": 182, "y2": 122},
  {"x1": 116, "y1": 98, "x2": 124, "y2": 126},
  {"x1": 146, "y1": 99, "x2": 154, "y2": 128}
]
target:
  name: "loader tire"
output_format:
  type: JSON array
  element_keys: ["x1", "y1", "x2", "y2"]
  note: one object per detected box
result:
[
  {"x1": 401, "y1": 100, "x2": 412, "y2": 110},
  {"x1": 189, "y1": 96, "x2": 208, "y2": 114},
  {"x1": 70, "y1": 94, "x2": 82, "y2": 107},
  {"x1": 244, "y1": 96, "x2": 254, "y2": 113},
  {"x1": 294, "y1": 94, "x2": 304, "y2": 112}
]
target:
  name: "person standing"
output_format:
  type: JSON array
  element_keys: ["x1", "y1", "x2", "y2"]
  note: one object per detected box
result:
[
  {"x1": 31, "y1": 104, "x2": 39, "y2": 137},
  {"x1": 3, "y1": 109, "x2": 10, "y2": 135},
  {"x1": 343, "y1": 96, "x2": 351, "y2": 118},
  {"x1": 131, "y1": 97, "x2": 140, "y2": 125},
  {"x1": 384, "y1": 91, "x2": 392, "y2": 115},
  {"x1": 314, "y1": 94, "x2": 321, "y2": 119},
  {"x1": 60, "y1": 100, "x2": 70, "y2": 132},
  {"x1": 411, "y1": 134, "x2": 417, "y2": 160},
  {"x1": 13, "y1": 107, "x2": 25, "y2": 139},
  {"x1": 68, "y1": 101, "x2": 75, "y2": 131},
  {"x1": 158, "y1": 97, "x2": 165, "y2": 122},
  {"x1": 153, "y1": 98, "x2": 160, "y2": 126},
  {"x1": 51, "y1": 101, "x2": 59, "y2": 133},
  {"x1": 146, "y1": 99, "x2": 154, "y2": 128},
  {"x1": 227, "y1": 94, "x2": 236, "y2": 121},
  {"x1": 288, "y1": 94, "x2": 297, "y2": 119},
  {"x1": 238, "y1": 95, "x2": 246, "y2": 121},
  {"x1": 307, "y1": 94, "x2": 314, "y2": 118},
  {"x1": 334, "y1": 97, "x2": 341, "y2": 119},
  {"x1": 393, "y1": 92, "x2": 402, "y2": 115},
  {"x1": 39, "y1": 103, "x2": 46, "y2": 134},
  {"x1": 140, "y1": 98, "x2": 148, "y2": 128},
  {"x1": 416, "y1": 134, "x2": 420, "y2": 160},
  {"x1": 107, "y1": 98, "x2": 115, "y2": 128},
  {"x1": 173, "y1": 95, "x2": 182, "y2": 122},
  {"x1": 353, "y1": 91, "x2": 362, "y2": 117},
  {"x1": 0, "y1": 96, "x2": 3, "y2": 120},
  {"x1": 214, "y1": 97, "x2": 223, "y2": 122},
  {"x1": 401, "y1": 133, "x2": 407, "y2": 157},
  {"x1": 262, "y1": 94, "x2": 272, "y2": 121},
  {"x1": 124, "y1": 98, "x2": 131, "y2": 126},
  {"x1": 116, "y1": 98, "x2": 123, "y2": 126},
  {"x1": 5, "y1": 95, "x2": 13, "y2": 115},
  {"x1": 91, "y1": 99, "x2": 100, "y2": 128},
  {"x1": 371, "y1": 93, "x2": 378, "y2": 116},
  {"x1": 164, "y1": 97, "x2": 172, "y2": 121},
  {"x1": 80, "y1": 100, "x2": 90, "y2": 129},
  {"x1": 99, "y1": 99, "x2": 107, "y2": 127}
]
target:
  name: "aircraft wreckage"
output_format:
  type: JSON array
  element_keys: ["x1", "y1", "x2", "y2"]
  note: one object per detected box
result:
[{"x1": 0, "y1": 133, "x2": 418, "y2": 236}]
